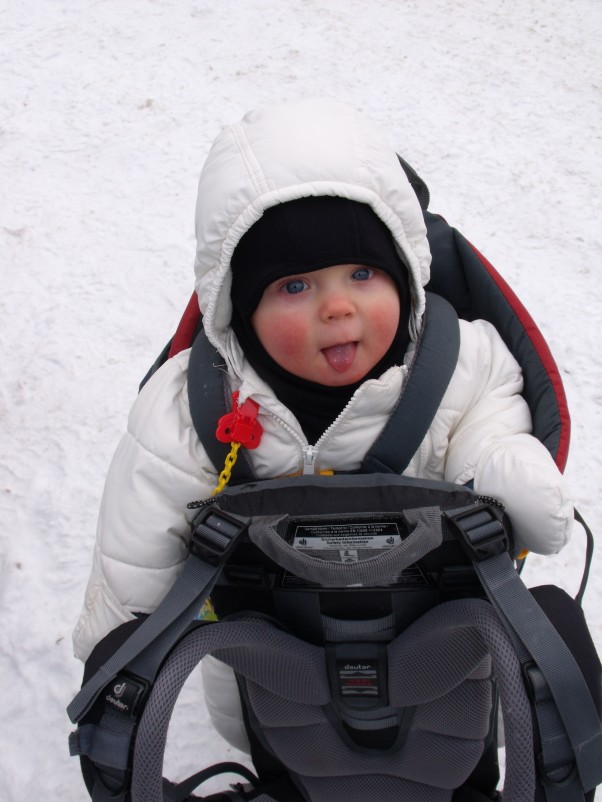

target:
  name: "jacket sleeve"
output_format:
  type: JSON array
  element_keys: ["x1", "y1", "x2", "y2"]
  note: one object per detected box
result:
[
  {"x1": 72, "y1": 350, "x2": 217, "y2": 661},
  {"x1": 443, "y1": 320, "x2": 573, "y2": 555}
]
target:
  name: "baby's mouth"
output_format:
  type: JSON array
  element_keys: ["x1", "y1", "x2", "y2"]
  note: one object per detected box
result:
[{"x1": 321, "y1": 342, "x2": 358, "y2": 372}]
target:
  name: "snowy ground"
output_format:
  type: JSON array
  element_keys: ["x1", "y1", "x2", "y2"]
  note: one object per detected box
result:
[{"x1": 1, "y1": 1, "x2": 601, "y2": 799}]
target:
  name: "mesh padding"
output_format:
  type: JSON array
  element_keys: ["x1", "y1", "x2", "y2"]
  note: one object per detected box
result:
[
  {"x1": 247, "y1": 681, "x2": 329, "y2": 727},
  {"x1": 299, "y1": 773, "x2": 453, "y2": 802},
  {"x1": 388, "y1": 626, "x2": 491, "y2": 704},
  {"x1": 412, "y1": 679, "x2": 492, "y2": 738},
  {"x1": 131, "y1": 620, "x2": 328, "y2": 802},
  {"x1": 132, "y1": 601, "x2": 536, "y2": 802},
  {"x1": 261, "y1": 723, "x2": 485, "y2": 787}
]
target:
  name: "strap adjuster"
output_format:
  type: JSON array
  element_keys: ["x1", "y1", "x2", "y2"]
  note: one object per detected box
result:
[
  {"x1": 536, "y1": 750, "x2": 578, "y2": 790},
  {"x1": 190, "y1": 508, "x2": 250, "y2": 566},
  {"x1": 445, "y1": 503, "x2": 509, "y2": 562},
  {"x1": 523, "y1": 661, "x2": 551, "y2": 704}
]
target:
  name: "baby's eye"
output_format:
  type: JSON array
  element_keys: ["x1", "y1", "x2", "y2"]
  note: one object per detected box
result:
[
  {"x1": 283, "y1": 278, "x2": 309, "y2": 294},
  {"x1": 352, "y1": 267, "x2": 374, "y2": 281}
]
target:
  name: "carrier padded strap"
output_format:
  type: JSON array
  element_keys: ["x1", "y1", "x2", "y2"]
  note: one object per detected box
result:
[
  {"x1": 67, "y1": 538, "x2": 245, "y2": 723},
  {"x1": 188, "y1": 329, "x2": 256, "y2": 483},
  {"x1": 361, "y1": 292, "x2": 460, "y2": 475}
]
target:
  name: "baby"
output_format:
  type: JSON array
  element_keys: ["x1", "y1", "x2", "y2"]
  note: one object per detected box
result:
[{"x1": 73, "y1": 97, "x2": 573, "y2": 751}]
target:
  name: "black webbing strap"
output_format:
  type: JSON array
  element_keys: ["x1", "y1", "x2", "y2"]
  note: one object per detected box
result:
[
  {"x1": 67, "y1": 508, "x2": 250, "y2": 725},
  {"x1": 187, "y1": 329, "x2": 256, "y2": 484},
  {"x1": 361, "y1": 292, "x2": 460, "y2": 474},
  {"x1": 447, "y1": 505, "x2": 602, "y2": 799},
  {"x1": 162, "y1": 762, "x2": 259, "y2": 801},
  {"x1": 574, "y1": 508, "x2": 595, "y2": 606}
]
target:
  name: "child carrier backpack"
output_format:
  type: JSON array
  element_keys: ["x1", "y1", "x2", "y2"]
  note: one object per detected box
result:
[{"x1": 67, "y1": 159, "x2": 602, "y2": 802}]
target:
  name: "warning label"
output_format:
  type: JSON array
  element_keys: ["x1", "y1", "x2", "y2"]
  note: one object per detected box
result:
[
  {"x1": 279, "y1": 516, "x2": 428, "y2": 589},
  {"x1": 285, "y1": 519, "x2": 410, "y2": 581},
  {"x1": 291, "y1": 520, "x2": 403, "y2": 552}
]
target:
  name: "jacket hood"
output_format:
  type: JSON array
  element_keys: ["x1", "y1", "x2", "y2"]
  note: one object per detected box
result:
[{"x1": 193, "y1": 97, "x2": 431, "y2": 359}]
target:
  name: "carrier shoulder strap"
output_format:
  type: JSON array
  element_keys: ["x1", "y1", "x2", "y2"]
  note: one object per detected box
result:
[
  {"x1": 360, "y1": 291, "x2": 460, "y2": 474},
  {"x1": 187, "y1": 292, "x2": 460, "y2": 481},
  {"x1": 447, "y1": 505, "x2": 602, "y2": 799},
  {"x1": 187, "y1": 330, "x2": 257, "y2": 483}
]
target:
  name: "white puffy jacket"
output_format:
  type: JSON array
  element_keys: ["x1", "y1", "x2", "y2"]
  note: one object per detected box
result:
[{"x1": 73, "y1": 99, "x2": 573, "y2": 746}]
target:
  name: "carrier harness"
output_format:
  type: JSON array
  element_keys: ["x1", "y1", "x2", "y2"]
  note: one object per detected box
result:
[{"x1": 67, "y1": 160, "x2": 602, "y2": 802}]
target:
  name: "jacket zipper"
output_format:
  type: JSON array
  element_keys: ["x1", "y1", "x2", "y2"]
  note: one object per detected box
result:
[
  {"x1": 302, "y1": 445, "x2": 319, "y2": 475},
  {"x1": 476, "y1": 494, "x2": 505, "y2": 512},
  {"x1": 187, "y1": 497, "x2": 217, "y2": 511},
  {"x1": 266, "y1": 413, "x2": 319, "y2": 475}
]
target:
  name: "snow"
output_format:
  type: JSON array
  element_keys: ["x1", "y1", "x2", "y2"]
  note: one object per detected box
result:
[{"x1": 1, "y1": 0, "x2": 600, "y2": 798}]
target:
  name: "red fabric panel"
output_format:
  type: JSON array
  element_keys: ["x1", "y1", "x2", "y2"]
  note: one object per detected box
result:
[
  {"x1": 168, "y1": 292, "x2": 201, "y2": 358},
  {"x1": 467, "y1": 243, "x2": 570, "y2": 472}
]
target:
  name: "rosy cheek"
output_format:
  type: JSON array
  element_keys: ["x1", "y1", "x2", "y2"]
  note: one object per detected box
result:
[
  {"x1": 369, "y1": 301, "x2": 400, "y2": 349},
  {"x1": 272, "y1": 317, "x2": 306, "y2": 355},
  {"x1": 262, "y1": 313, "x2": 308, "y2": 366}
]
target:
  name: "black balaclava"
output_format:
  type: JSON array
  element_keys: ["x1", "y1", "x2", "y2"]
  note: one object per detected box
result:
[{"x1": 230, "y1": 196, "x2": 412, "y2": 444}]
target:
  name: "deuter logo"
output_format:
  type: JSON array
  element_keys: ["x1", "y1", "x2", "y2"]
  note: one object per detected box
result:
[
  {"x1": 105, "y1": 678, "x2": 132, "y2": 713},
  {"x1": 103, "y1": 675, "x2": 146, "y2": 718},
  {"x1": 105, "y1": 692, "x2": 129, "y2": 712},
  {"x1": 344, "y1": 663, "x2": 371, "y2": 671}
]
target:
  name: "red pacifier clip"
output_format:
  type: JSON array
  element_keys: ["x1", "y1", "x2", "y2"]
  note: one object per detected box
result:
[{"x1": 213, "y1": 392, "x2": 263, "y2": 495}]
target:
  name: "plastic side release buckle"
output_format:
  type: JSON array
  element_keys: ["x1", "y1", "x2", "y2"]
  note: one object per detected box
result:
[
  {"x1": 190, "y1": 507, "x2": 250, "y2": 566},
  {"x1": 445, "y1": 503, "x2": 509, "y2": 562}
]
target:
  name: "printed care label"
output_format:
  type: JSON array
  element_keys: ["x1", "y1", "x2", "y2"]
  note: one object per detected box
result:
[
  {"x1": 290, "y1": 519, "x2": 404, "y2": 564},
  {"x1": 281, "y1": 517, "x2": 426, "y2": 588}
]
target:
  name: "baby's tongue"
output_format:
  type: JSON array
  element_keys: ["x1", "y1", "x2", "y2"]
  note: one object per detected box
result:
[{"x1": 322, "y1": 342, "x2": 357, "y2": 373}]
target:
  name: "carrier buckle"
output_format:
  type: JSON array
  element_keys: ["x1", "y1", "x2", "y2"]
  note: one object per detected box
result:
[
  {"x1": 445, "y1": 503, "x2": 509, "y2": 562},
  {"x1": 190, "y1": 508, "x2": 250, "y2": 566}
]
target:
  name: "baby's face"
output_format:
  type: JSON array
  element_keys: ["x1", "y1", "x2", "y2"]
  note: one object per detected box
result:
[{"x1": 251, "y1": 263, "x2": 400, "y2": 386}]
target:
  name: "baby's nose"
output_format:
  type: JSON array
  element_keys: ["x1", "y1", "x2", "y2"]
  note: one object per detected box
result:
[{"x1": 322, "y1": 293, "x2": 355, "y2": 320}]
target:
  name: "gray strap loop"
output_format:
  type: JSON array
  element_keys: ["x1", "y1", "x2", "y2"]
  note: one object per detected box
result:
[
  {"x1": 322, "y1": 613, "x2": 396, "y2": 642},
  {"x1": 336, "y1": 710, "x2": 402, "y2": 731},
  {"x1": 69, "y1": 722, "x2": 133, "y2": 771},
  {"x1": 248, "y1": 506, "x2": 442, "y2": 587}
]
